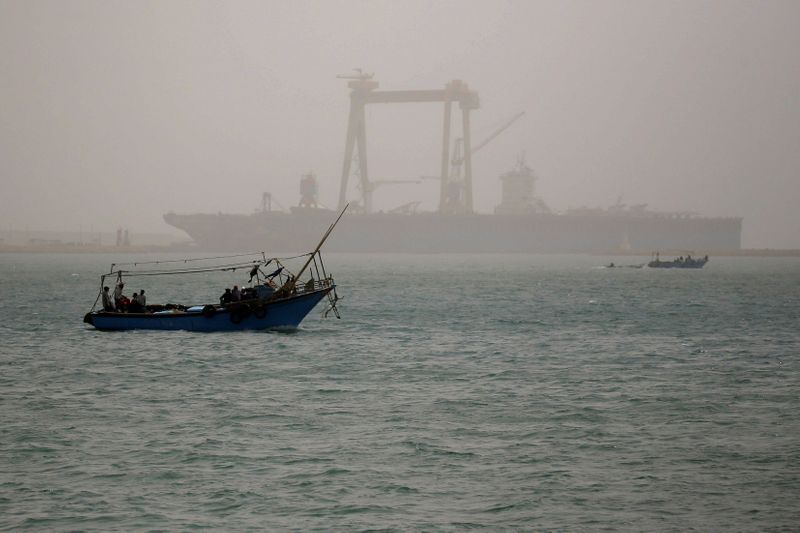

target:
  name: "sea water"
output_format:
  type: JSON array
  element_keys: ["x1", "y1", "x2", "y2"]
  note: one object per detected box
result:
[{"x1": 1, "y1": 253, "x2": 798, "y2": 530}]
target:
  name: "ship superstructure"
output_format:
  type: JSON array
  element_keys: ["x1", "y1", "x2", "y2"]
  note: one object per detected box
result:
[{"x1": 495, "y1": 155, "x2": 551, "y2": 215}]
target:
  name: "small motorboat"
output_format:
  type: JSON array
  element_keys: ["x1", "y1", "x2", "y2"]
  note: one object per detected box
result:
[{"x1": 647, "y1": 252, "x2": 708, "y2": 269}]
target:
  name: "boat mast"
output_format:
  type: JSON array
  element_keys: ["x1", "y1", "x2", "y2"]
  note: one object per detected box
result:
[{"x1": 278, "y1": 204, "x2": 348, "y2": 296}]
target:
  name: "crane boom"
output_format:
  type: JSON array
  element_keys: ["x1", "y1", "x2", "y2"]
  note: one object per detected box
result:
[{"x1": 452, "y1": 111, "x2": 525, "y2": 165}]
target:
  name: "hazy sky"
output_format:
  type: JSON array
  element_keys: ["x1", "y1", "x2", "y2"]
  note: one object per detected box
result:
[{"x1": 1, "y1": 0, "x2": 798, "y2": 248}]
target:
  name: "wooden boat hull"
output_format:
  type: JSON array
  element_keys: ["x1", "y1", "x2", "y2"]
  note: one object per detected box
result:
[{"x1": 84, "y1": 288, "x2": 332, "y2": 332}]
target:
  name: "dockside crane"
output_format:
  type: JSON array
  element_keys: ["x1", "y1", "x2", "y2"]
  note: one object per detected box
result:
[{"x1": 336, "y1": 72, "x2": 479, "y2": 214}]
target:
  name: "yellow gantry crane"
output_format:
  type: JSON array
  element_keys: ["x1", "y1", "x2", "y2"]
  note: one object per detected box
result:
[{"x1": 336, "y1": 72, "x2": 479, "y2": 214}]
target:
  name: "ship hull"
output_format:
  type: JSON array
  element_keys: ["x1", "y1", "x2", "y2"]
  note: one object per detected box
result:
[{"x1": 163, "y1": 211, "x2": 742, "y2": 253}]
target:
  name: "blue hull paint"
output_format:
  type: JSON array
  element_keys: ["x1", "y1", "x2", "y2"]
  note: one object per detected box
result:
[{"x1": 87, "y1": 289, "x2": 331, "y2": 332}]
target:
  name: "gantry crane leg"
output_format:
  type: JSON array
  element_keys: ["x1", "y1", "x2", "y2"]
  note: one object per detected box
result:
[
  {"x1": 338, "y1": 96, "x2": 359, "y2": 211},
  {"x1": 439, "y1": 99, "x2": 452, "y2": 213},
  {"x1": 462, "y1": 107, "x2": 473, "y2": 213},
  {"x1": 355, "y1": 102, "x2": 370, "y2": 213}
]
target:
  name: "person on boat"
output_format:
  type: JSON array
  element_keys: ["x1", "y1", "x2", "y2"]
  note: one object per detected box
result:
[
  {"x1": 231, "y1": 285, "x2": 241, "y2": 302},
  {"x1": 248, "y1": 265, "x2": 260, "y2": 283},
  {"x1": 128, "y1": 292, "x2": 143, "y2": 313},
  {"x1": 102, "y1": 286, "x2": 115, "y2": 311},
  {"x1": 138, "y1": 289, "x2": 146, "y2": 308},
  {"x1": 114, "y1": 281, "x2": 126, "y2": 309},
  {"x1": 219, "y1": 288, "x2": 233, "y2": 305}
]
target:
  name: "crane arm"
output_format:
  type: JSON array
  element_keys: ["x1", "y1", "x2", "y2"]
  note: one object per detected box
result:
[{"x1": 453, "y1": 111, "x2": 525, "y2": 164}]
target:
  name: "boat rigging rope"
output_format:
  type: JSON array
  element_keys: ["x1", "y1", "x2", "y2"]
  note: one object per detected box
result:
[
  {"x1": 111, "y1": 259, "x2": 268, "y2": 277},
  {"x1": 112, "y1": 251, "x2": 267, "y2": 268},
  {"x1": 109, "y1": 252, "x2": 313, "y2": 274},
  {"x1": 88, "y1": 290, "x2": 102, "y2": 313}
]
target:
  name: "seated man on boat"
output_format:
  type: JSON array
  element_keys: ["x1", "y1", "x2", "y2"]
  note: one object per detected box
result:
[
  {"x1": 128, "y1": 292, "x2": 144, "y2": 313},
  {"x1": 219, "y1": 288, "x2": 233, "y2": 305}
]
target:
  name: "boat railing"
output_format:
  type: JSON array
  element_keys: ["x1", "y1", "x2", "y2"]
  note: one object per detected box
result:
[
  {"x1": 279, "y1": 276, "x2": 334, "y2": 298},
  {"x1": 268, "y1": 276, "x2": 334, "y2": 298}
]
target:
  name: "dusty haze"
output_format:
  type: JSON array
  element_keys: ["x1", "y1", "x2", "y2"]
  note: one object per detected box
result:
[{"x1": 1, "y1": 0, "x2": 798, "y2": 248}]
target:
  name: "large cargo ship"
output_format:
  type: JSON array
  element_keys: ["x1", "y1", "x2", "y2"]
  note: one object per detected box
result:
[
  {"x1": 163, "y1": 75, "x2": 742, "y2": 253},
  {"x1": 163, "y1": 208, "x2": 742, "y2": 254},
  {"x1": 163, "y1": 162, "x2": 742, "y2": 253}
]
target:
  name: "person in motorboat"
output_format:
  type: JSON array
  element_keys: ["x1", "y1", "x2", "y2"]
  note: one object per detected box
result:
[
  {"x1": 138, "y1": 289, "x2": 146, "y2": 307},
  {"x1": 231, "y1": 285, "x2": 241, "y2": 302}
]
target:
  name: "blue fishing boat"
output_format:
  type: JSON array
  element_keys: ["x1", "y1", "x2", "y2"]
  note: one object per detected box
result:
[{"x1": 83, "y1": 208, "x2": 346, "y2": 332}]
